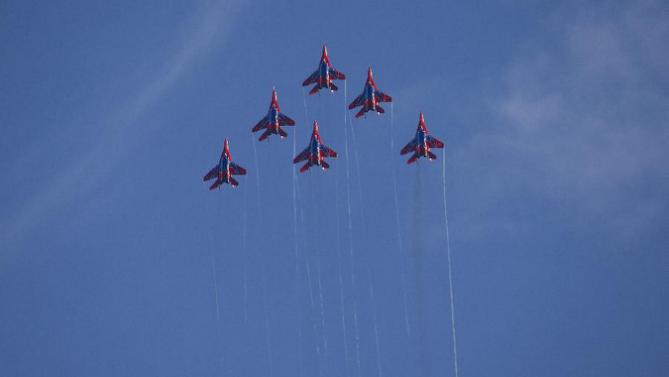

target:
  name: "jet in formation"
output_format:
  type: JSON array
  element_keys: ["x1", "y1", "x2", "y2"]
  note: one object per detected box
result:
[
  {"x1": 348, "y1": 67, "x2": 392, "y2": 118},
  {"x1": 302, "y1": 45, "x2": 346, "y2": 95},
  {"x1": 401, "y1": 112, "x2": 445, "y2": 164},
  {"x1": 293, "y1": 121, "x2": 337, "y2": 172},
  {"x1": 203, "y1": 139, "x2": 247, "y2": 189},
  {"x1": 252, "y1": 88, "x2": 296, "y2": 141}
]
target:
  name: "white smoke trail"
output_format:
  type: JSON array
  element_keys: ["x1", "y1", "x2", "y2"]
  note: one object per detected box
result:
[
  {"x1": 211, "y1": 254, "x2": 221, "y2": 321},
  {"x1": 312, "y1": 168, "x2": 328, "y2": 358},
  {"x1": 292, "y1": 95, "x2": 304, "y2": 377},
  {"x1": 210, "y1": 251, "x2": 224, "y2": 374},
  {"x1": 250, "y1": 133, "x2": 274, "y2": 375},
  {"x1": 301, "y1": 88, "x2": 326, "y2": 370},
  {"x1": 244, "y1": 133, "x2": 264, "y2": 324},
  {"x1": 368, "y1": 271, "x2": 383, "y2": 377},
  {"x1": 302, "y1": 86, "x2": 310, "y2": 125},
  {"x1": 336, "y1": 226, "x2": 351, "y2": 374},
  {"x1": 304, "y1": 252, "x2": 322, "y2": 358},
  {"x1": 241, "y1": 146, "x2": 249, "y2": 324},
  {"x1": 390, "y1": 103, "x2": 412, "y2": 338},
  {"x1": 261, "y1": 264, "x2": 274, "y2": 377},
  {"x1": 293, "y1": 111, "x2": 300, "y2": 274},
  {"x1": 211, "y1": 194, "x2": 225, "y2": 374},
  {"x1": 343, "y1": 80, "x2": 362, "y2": 377},
  {"x1": 336, "y1": 80, "x2": 351, "y2": 375},
  {"x1": 297, "y1": 323, "x2": 304, "y2": 377},
  {"x1": 346, "y1": 111, "x2": 365, "y2": 219},
  {"x1": 293, "y1": 153, "x2": 320, "y2": 367},
  {"x1": 250, "y1": 133, "x2": 262, "y2": 205},
  {"x1": 316, "y1": 255, "x2": 328, "y2": 354},
  {"x1": 442, "y1": 152, "x2": 460, "y2": 377}
]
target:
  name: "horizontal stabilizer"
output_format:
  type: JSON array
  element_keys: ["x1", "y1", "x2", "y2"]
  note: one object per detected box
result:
[
  {"x1": 209, "y1": 179, "x2": 222, "y2": 190},
  {"x1": 427, "y1": 136, "x2": 445, "y2": 148},
  {"x1": 230, "y1": 163, "x2": 247, "y2": 175},
  {"x1": 331, "y1": 69, "x2": 346, "y2": 80},
  {"x1": 375, "y1": 90, "x2": 392, "y2": 102},
  {"x1": 309, "y1": 85, "x2": 320, "y2": 95},
  {"x1": 321, "y1": 145, "x2": 337, "y2": 157},
  {"x1": 258, "y1": 130, "x2": 272, "y2": 141},
  {"x1": 279, "y1": 113, "x2": 295, "y2": 126}
]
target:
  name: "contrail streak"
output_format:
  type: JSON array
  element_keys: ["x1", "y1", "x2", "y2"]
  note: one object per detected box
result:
[
  {"x1": 211, "y1": 254, "x2": 221, "y2": 322},
  {"x1": 241, "y1": 147, "x2": 249, "y2": 324},
  {"x1": 368, "y1": 271, "x2": 383, "y2": 377},
  {"x1": 314, "y1": 177, "x2": 328, "y2": 357},
  {"x1": 250, "y1": 132, "x2": 274, "y2": 375},
  {"x1": 390, "y1": 103, "x2": 412, "y2": 338},
  {"x1": 292, "y1": 116, "x2": 300, "y2": 273},
  {"x1": 211, "y1": 198, "x2": 225, "y2": 375},
  {"x1": 347, "y1": 110, "x2": 365, "y2": 222},
  {"x1": 301, "y1": 88, "x2": 325, "y2": 370},
  {"x1": 442, "y1": 153, "x2": 460, "y2": 377},
  {"x1": 316, "y1": 255, "x2": 328, "y2": 354},
  {"x1": 336, "y1": 80, "x2": 351, "y2": 375},
  {"x1": 412, "y1": 164, "x2": 428, "y2": 377},
  {"x1": 343, "y1": 80, "x2": 362, "y2": 377},
  {"x1": 210, "y1": 254, "x2": 224, "y2": 374},
  {"x1": 261, "y1": 263, "x2": 274, "y2": 377},
  {"x1": 305, "y1": 250, "x2": 322, "y2": 358},
  {"x1": 292, "y1": 96, "x2": 304, "y2": 377},
  {"x1": 302, "y1": 86, "x2": 310, "y2": 124}
]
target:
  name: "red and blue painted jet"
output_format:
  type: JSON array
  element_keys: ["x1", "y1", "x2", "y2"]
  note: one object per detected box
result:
[
  {"x1": 302, "y1": 45, "x2": 346, "y2": 95},
  {"x1": 293, "y1": 121, "x2": 337, "y2": 172},
  {"x1": 348, "y1": 67, "x2": 392, "y2": 118},
  {"x1": 252, "y1": 88, "x2": 296, "y2": 141},
  {"x1": 203, "y1": 139, "x2": 247, "y2": 189},
  {"x1": 400, "y1": 113, "x2": 445, "y2": 164}
]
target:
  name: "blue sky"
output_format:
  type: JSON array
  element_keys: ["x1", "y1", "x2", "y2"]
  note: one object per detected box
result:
[{"x1": 1, "y1": 1, "x2": 667, "y2": 376}]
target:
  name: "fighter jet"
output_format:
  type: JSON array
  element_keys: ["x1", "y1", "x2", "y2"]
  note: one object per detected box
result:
[
  {"x1": 293, "y1": 121, "x2": 337, "y2": 172},
  {"x1": 348, "y1": 67, "x2": 392, "y2": 118},
  {"x1": 203, "y1": 139, "x2": 247, "y2": 189},
  {"x1": 302, "y1": 45, "x2": 346, "y2": 95},
  {"x1": 400, "y1": 113, "x2": 445, "y2": 164},
  {"x1": 252, "y1": 88, "x2": 296, "y2": 141}
]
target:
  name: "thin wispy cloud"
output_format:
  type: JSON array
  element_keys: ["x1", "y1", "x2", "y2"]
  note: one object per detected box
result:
[
  {"x1": 478, "y1": 0, "x2": 668, "y2": 239},
  {"x1": 1, "y1": 0, "x2": 242, "y2": 249}
]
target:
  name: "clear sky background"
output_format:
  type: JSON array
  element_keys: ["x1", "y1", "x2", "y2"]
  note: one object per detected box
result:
[{"x1": 1, "y1": 1, "x2": 668, "y2": 376}]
